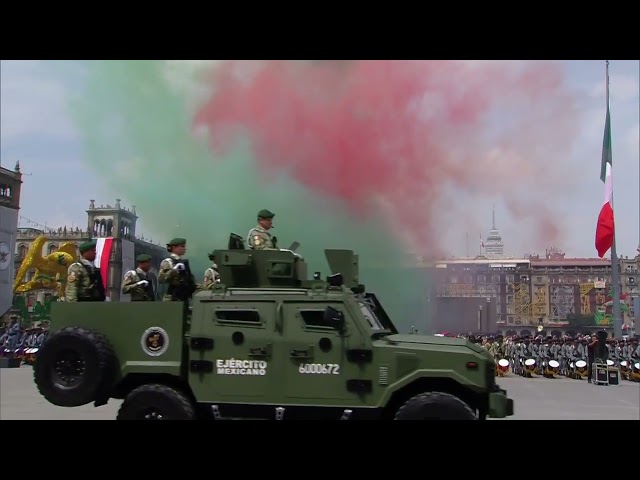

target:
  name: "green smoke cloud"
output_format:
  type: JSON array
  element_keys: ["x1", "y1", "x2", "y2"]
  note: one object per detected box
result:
[{"x1": 64, "y1": 60, "x2": 430, "y2": 333}]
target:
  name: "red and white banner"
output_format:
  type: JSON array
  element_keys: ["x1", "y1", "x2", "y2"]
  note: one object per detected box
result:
[
  {"x1": 93, "y1": 237, "x2": 136, "y2": 301},
  {"x1": 94, "y1": 237, "x2": 114, "y2": 289}
]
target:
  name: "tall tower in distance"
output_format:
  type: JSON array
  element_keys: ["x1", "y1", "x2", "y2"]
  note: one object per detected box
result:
[{"x1": 484, "y1": 204, "x2": 504, "y2": 258}]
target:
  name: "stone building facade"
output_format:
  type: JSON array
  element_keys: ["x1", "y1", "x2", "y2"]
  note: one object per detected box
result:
[
  {"x1": 424, "y1": 248, "x2": 639, "y2": 336},
  {"x1": 0, "y1": 162, "x2": 22, "y2": 317}
]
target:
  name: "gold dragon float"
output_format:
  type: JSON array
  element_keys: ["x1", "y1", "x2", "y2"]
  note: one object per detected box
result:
[{"x1": 13, "y1": 236, "x2": 78, "y2": 296}]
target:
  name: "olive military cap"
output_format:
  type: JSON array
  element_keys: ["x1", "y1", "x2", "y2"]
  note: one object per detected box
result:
[
  {"x1": 79, "y1": 240, "x2": 97, "y2": 253},
  {"x1": 136, "y1": 254, "x2": 152, "y2": 263},
  {"x1": 167, "y1": 238, "x2": 186, "y2": 247},
  {"x1": 257, "y1": 209, "x2": 275, "y2": 219}
]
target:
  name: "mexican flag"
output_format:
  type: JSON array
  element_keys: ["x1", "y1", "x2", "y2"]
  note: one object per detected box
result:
[{"x1": 595, "y1": 72, "x2": 615, "y2": 258}]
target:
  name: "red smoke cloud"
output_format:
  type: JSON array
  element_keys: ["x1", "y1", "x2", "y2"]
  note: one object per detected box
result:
[{"x1": 193, "y1": 60, "x2": 579, "y2": 256}]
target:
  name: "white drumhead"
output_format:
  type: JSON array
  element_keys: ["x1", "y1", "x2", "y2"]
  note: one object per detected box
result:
[
  {"x1": 498, "y1": 359, "x2": 509, "y2": 367},
  {"x1": 635, "y1": 363, "x2": 640, "y2": 370},
  {"x1": 32, "y1": 348, "x2": 39, "y2": 353},
  {"x1": 570, "y1": 362, "x2": 575, "y2": 368},
  {"x1": 549, "y1": 360, "x2": 559, "y2": 368},
  {"x1": 606, "y1": 360, "x2": 614, "y2": 366},
  {"x1": 620, "y1": 361, "x2": 627, "y2": 367},
  {"x1": 576, "y1": 360, "x2": 586, "y2": 368},
  {"x1": 525, "y1": 359, "x2": 535, "y2": 366},
  {"x1": 25, "y1": 348, "x2": 32, "y2": 354}
]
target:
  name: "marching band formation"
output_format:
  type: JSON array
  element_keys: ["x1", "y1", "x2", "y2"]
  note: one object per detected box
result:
[
  {"x1": 475, "y1": 334, "x2": 640, "y2": 382},
  {"x1": 0, "y1": 319, "x2": 48, "y2": 366}
]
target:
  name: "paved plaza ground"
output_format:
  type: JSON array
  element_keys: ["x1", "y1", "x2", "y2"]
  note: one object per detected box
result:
[{"x1": 1, "y1": 366, "x2": 638, "y2": 420}]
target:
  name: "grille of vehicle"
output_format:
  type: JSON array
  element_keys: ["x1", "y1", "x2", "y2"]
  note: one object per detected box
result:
[
  {"x1": 485, "y1": 362, "x2": 496, "y2": 388},
  {"x1": 379, "y1": 366, "x2": 389, "y2": 386}
]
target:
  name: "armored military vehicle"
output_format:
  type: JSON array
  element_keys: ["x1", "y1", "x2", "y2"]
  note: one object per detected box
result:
[{"x1": 33, "y1": 234, "x2": 514, "y2": 420}]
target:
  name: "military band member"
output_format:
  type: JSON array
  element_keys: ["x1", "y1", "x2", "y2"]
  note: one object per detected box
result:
[
  {"x1": 631, "y1": 338, "x2": 640, "y2": 361},
  {"x1": 203, "y1": 251, "x2": 221, "y2": 288},
  {"x1": 247, "y1": 209, "x2": 278, "y2": 250},
  {"x1": 122, "y1": 254, "x2": 155, "y2": 301},
  {"x1": 65, "y1": 240, "x2": 107, "y2": 302},
  {"x1": 159, "y1": 238, "x2": 197, "y2": 302}
]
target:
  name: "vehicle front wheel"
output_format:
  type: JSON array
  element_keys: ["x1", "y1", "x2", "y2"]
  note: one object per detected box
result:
[
  {"x1": 116, "y1": 384, "x2": 195, "y2": 420},
  {"x1": 394, "y1": 392, "x2": 477, "y2": 420}
]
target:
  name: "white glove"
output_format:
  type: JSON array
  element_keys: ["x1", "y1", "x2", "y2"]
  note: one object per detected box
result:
[
  {"x1": 173, "y1": 263, "x2": 185, "y2": 271},
  {"x1": 136, "y1": 280, "x2": 149, "y2": 287},
  {"x1": 104, "y1": 297, "x2": 111, "y2": 302}
]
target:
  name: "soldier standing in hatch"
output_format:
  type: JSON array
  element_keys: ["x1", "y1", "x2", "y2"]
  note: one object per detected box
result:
[
  {"x1": 65, "y1": 240, "x2": 107, "y2": 302},
  {"x1": 247, "y1": 209, "x2": 278, "y2": 250},
  {"x1": 158, "y1": 238, "x2": 197, "y2": 302},
  {"x1": 121, "y1": 254, "x2": 155, "y2": 301},
  {"x1": 202, "y1": 251, "x2": 221, "y2": 288}
]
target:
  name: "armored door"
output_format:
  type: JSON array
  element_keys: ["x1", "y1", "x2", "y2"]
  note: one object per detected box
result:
[
  {"x1": 189, "y1": 301, "x2": 279, "y2": 402},
  {"x1": 280, "y1": 301, "x2": 368, "y2": 403}
]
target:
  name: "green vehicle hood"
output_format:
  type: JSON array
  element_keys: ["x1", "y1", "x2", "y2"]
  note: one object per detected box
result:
[{"x1": 382, "y1": 334, "x2": 490, "y2": 357}]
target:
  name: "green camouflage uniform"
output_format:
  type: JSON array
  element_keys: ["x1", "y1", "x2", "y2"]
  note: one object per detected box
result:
[
  {"x1": 64, "y1": 240, "x2": 106, "y2": 302},
  {"x1": 203, "y1": 260, "x2": 220, "y2": 289},
  {"x1": 121, "y1": 254, "x2": 155, "y2": 301},
  {"x1": 158, "y1": 238, "x2": 196, "y2": 302},
  {"x1": 247, "y1": 209, "x2": 278, "y2": 250}
]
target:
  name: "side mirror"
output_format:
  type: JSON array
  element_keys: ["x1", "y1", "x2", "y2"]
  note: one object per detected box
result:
[{"x1": 324, "y1": 306, "x2": 346, "y2": 333}]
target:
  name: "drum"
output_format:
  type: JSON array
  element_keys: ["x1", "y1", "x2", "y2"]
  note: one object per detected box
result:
[
  {"x1": 575, "y1": 360, "x2": 587, "y2": 369},
  {"x1": 498, "y1": 359, "x2": 510, "y2": 368},
  {"x1": 549, "y1": 360, "x2": 560, "y2": 369},
  {"x1": 620, "y1": 361, "x2": 627, "y2": 367},
  {"x1": 570, "y1": 362, "x2": 575, "y2": 369},
  {"x1": 634, "y1": 363, "x2": 640, "y2": 370},
  {"x1": 525, "y1": 359, "x2": 535, "y2": 367},
  {"x1": 606, "y1": 360, "x2": 614, "y2": 366},
  {"x1": 25, "y1": 348, "x2": 33, "y2": 354}
]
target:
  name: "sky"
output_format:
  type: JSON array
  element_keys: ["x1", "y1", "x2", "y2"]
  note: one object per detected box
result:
[{"x1": 1, "y1": 60, "x2": 639, "y2": 260}]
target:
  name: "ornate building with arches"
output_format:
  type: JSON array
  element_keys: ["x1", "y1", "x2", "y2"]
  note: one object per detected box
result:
[{"x1": 11, "y1": 199, "x2": 167, "y2": 314}]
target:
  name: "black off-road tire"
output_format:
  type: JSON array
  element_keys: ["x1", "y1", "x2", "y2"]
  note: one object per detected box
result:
[
  {"x1": 394, "y1": 392, "x2": 477, "y2": 420},
  {"x1": 116, "y1": 384, "x2": 196, "y2": 420},
  {"x1": 33, "y1": 326, "x2": 117, "y2": 407}
]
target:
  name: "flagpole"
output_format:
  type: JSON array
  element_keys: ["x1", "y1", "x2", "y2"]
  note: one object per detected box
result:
[{"x1": 605, "y1": 60, "x2": 623, "y2": 339}]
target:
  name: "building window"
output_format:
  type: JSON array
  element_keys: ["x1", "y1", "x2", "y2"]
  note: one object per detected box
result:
[
  {"x1": 496, "y1": 304, "x2": 502, "y2": 314},
  {"x1": 506, "y1": 275, "x2": 514, "y2": 283},
  {"x1": 506, "y1": 295, "x2": 514, "y2": 304},
  {"x1": 450, "y1": 276, "x2": 458, "y2": 283},
  {"x1": 492, "y1": 275, "x2": 500, "y2": 283},
  {"x1": 477, "y1": 275, "x2": 486, "y2": 283},
  {"x1": 535, "y1": 276, "x2": 543, "y2": 283},
  {"x1": 18, "y1": 244, "x2": 28, "y2": 260},
  {"x1": 48, "y1": 244, "x2": 58, "y2": 254}
]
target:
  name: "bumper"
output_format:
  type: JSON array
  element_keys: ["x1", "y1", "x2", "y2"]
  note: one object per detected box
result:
[{"x1": 488, "y1": 389, "x2": 514, "y2": 418}]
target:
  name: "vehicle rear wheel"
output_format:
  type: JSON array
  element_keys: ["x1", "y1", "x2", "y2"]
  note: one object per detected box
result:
[
  {"x1": 394, "y1": 392, "x2": 477, "y2": 420},
  {"x1": 33, "y1": 326, "x2": 116, "y2": 407},
  {"x1": 116, "y1": 384, "x2": 195, "y2": 420}
]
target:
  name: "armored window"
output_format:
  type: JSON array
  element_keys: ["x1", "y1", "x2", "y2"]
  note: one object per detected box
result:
[
  {"x1": 269, "y1": 262, "x2": 293, "y2": 278},
  {"x1": 358, "y1": 302, "x2": 384, "y2": 331},
  {"x1": 299, "y1": 310, "x2": 336, "y2": 329},
  {"x1": 214, "y1": 310, "x2": 261, "y2": 324}
]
